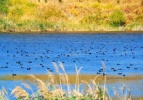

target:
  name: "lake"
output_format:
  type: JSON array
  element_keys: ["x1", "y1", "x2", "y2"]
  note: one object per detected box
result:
[{"x1": 0, "y1": 33, "x2": 143, "y2": 99}]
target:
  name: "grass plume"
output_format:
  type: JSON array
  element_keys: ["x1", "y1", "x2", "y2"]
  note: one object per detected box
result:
[{"x1": 0, "y1": 62, "x2": 140, "y2": 100}]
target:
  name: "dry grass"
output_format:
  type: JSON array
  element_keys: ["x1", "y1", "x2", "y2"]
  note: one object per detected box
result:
[
  {"x1": 0, "y1": 87, "x2": 8, "y2": 100},
  {"x1": 11, "y1": 86, "x2": 29, "y2": 99},
  {"x1": 0, "y1": 62, "x2": 142, "y2": 99},
  {"x1": 0, "y1": 0, "x2": 143, "y2": 31}
]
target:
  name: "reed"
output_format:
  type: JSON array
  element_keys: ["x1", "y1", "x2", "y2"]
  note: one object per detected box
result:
[
  {"x1": 0, "y1": 62, "x2": 138, "y2": 100},
  {"x1": 11, "y1": 86, "x2": 29, "y2": 99},
  {"x1": 0, "y1": 87, "x2": 8, "y2": 100},
  {"x1": 75, "y1": 65, "x2": 82, "y2": 93}
]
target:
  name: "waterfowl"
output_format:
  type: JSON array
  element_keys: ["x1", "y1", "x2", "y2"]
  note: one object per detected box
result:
[
  {"x1": 27, "y1": 67, "x2": 31, "y2": 70},
  {"x1": 12, "y1": 73, "x2": 17, "y2": 76},
  {"x1": 118, "y1": 73, "x2": 122, "y2": 75}
]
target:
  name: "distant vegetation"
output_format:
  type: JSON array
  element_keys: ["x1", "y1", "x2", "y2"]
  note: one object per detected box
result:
[{"x1": 0, "y1": 0, "x2": 143, "y2": 32}]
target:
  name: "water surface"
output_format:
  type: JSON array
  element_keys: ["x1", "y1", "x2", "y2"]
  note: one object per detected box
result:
[{"x1": 0, "y1": 33, "x2": 143, "y2": 99}]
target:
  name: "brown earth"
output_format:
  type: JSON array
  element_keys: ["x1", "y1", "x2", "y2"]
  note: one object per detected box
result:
[{"x1": 1, "y1": 74, "x2": 143, "y2": 84}]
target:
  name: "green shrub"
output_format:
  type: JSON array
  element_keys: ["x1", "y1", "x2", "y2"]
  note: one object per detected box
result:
[
  {"x1": 109, "y1": 10, "x2": 126, "y2": 27},
  {"x1": 39, "y1": 23, "x2": 45, "y2": 31},
  {"x1": 0, "y1": 0, "x2": 9, "y2": 15},
  {"x1": 0, "y1": 19, "x2": 16, "y2": 30},
  {"x1": 0, "y1": 19, "x2": 7, "y2": 30},
  {"x1": 37, "y1": 22, "x2": 55, "y2": 31}
]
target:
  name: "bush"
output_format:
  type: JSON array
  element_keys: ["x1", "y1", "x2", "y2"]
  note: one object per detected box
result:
[
  {"x1": 38, "y1": 22, "x2": 56, "y2": 31},
  {"x1": 0, "y1": 19, "x2": 7, "y2": 30},
  {"x1": 0, "y1": 19, "x2": 16, "y2": 31},
  {"x1": 109, "y1": 10, "x2": 126, "y2": 27},
  {"x1": 0, "y1": 0, "x2": 9, "y2": 15}
]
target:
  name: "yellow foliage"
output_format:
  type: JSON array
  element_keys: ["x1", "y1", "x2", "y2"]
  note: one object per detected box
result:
[
  {"x1": 35, "y1": 5, "x2": 66, "y2": 22},
  {"x1": 1, "y1": 0, "x2": 143, "y2": 31},
  {"x1": 7, "y1": 0, "x2": 37, "y2": 21},
  {"x1": 92, "y1": 2, "x2": 103, "y2": 9}
]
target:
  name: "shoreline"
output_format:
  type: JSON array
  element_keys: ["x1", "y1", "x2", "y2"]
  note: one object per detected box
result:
[
  {"x1": 0, "y1": 31, "x2": 143, "y2": 34},
  {"x1": 1, "y1": 74, "x2": 143, "y2": 99},
  {"x1": 1, "y1": 74, "x2": 143, "y2": 84}
]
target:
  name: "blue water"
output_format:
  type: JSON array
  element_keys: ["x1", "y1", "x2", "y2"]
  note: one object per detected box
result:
[{"x1": 0, "y1": 33, "x2": 143, "y2": 99}]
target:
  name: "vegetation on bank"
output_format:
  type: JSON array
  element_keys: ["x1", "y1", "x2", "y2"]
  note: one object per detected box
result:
[
  {"x1": 0, "y1": 0, "x2": 143, "y2": 32},
  {"x1": 0, "y1": 62, "x2": 136, "y2": 100}
]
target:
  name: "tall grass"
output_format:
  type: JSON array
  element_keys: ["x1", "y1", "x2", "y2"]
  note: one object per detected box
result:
[
  {"x1": 0, "y1": 0, "x2": 143, "y2": 31},
  {"x1": 0, "y1": 87, "x2": 8, "y2": 100},
  {"x1": 0, "y1": 62, "x2": 137, "y2": 100}
]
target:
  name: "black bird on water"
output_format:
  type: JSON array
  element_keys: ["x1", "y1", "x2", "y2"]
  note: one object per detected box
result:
[
  {"x1": 126, "y1": 66, "x2": 130, "y2": 68},
  {"x1": 118, "y1": 73, "x2": 122, "y2": 75},
  {"x1": 12, "y1": 73, "x2": 17, "y2": 76},
  {"x1": 103, "y1": 73, "x2": 106, "y2": 76},
  {"x1": 27, "y1": 67, "x2": 31, "y2": 70},
  {"x1": 28, "y1": 61, "x2": 32, "y2": 63}
]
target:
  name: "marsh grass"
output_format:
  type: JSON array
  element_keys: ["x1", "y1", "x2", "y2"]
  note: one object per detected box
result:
[
  {"x1": 0, "y1": 62, "x2": 139, "y2": 100},
  {"x1": 0, "y1": 87, "x2": 8, "y2": 100},
  {"x1": 0, "y1": 0, "x2": 143, "y2": 31}
]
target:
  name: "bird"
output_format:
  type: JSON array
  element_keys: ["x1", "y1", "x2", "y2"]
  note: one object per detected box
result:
[
  {"x1": 28, "y1": 61, "x2": 32, "y2": 63},
  {"x1": 118, "y1": 68, "x2": 122, "y2": 70},
  {"x1": 113, "y1": 69, "x2": 117, "y2": 71},
  {"x1": 103, "y1": 73, "x2": 106, "y2": 76},
  {"x1": 27, "y1": 67, "x2": 31, "y2": 70},
  {"x1": 12, "y1": 73, "x2": 17, "y2": 76},
  {"x1": 123, "y1": 74, "x2": 125, "y2": 77},
  {"x1": 111, "y1": 68, "x2": 114, "y2": 70},
  {"x1": 118, "y1": 73, "x2": 122, "y2": 75}
]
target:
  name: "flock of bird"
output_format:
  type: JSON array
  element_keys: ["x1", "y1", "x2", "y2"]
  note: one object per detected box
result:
[{"x1": 0, "y1": 34, "x2": 143, "y2": 77}]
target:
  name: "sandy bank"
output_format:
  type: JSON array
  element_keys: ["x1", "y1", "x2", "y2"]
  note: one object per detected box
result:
[{"x1": 0, "y1": 74, "x2": 143, "y2": 84}]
